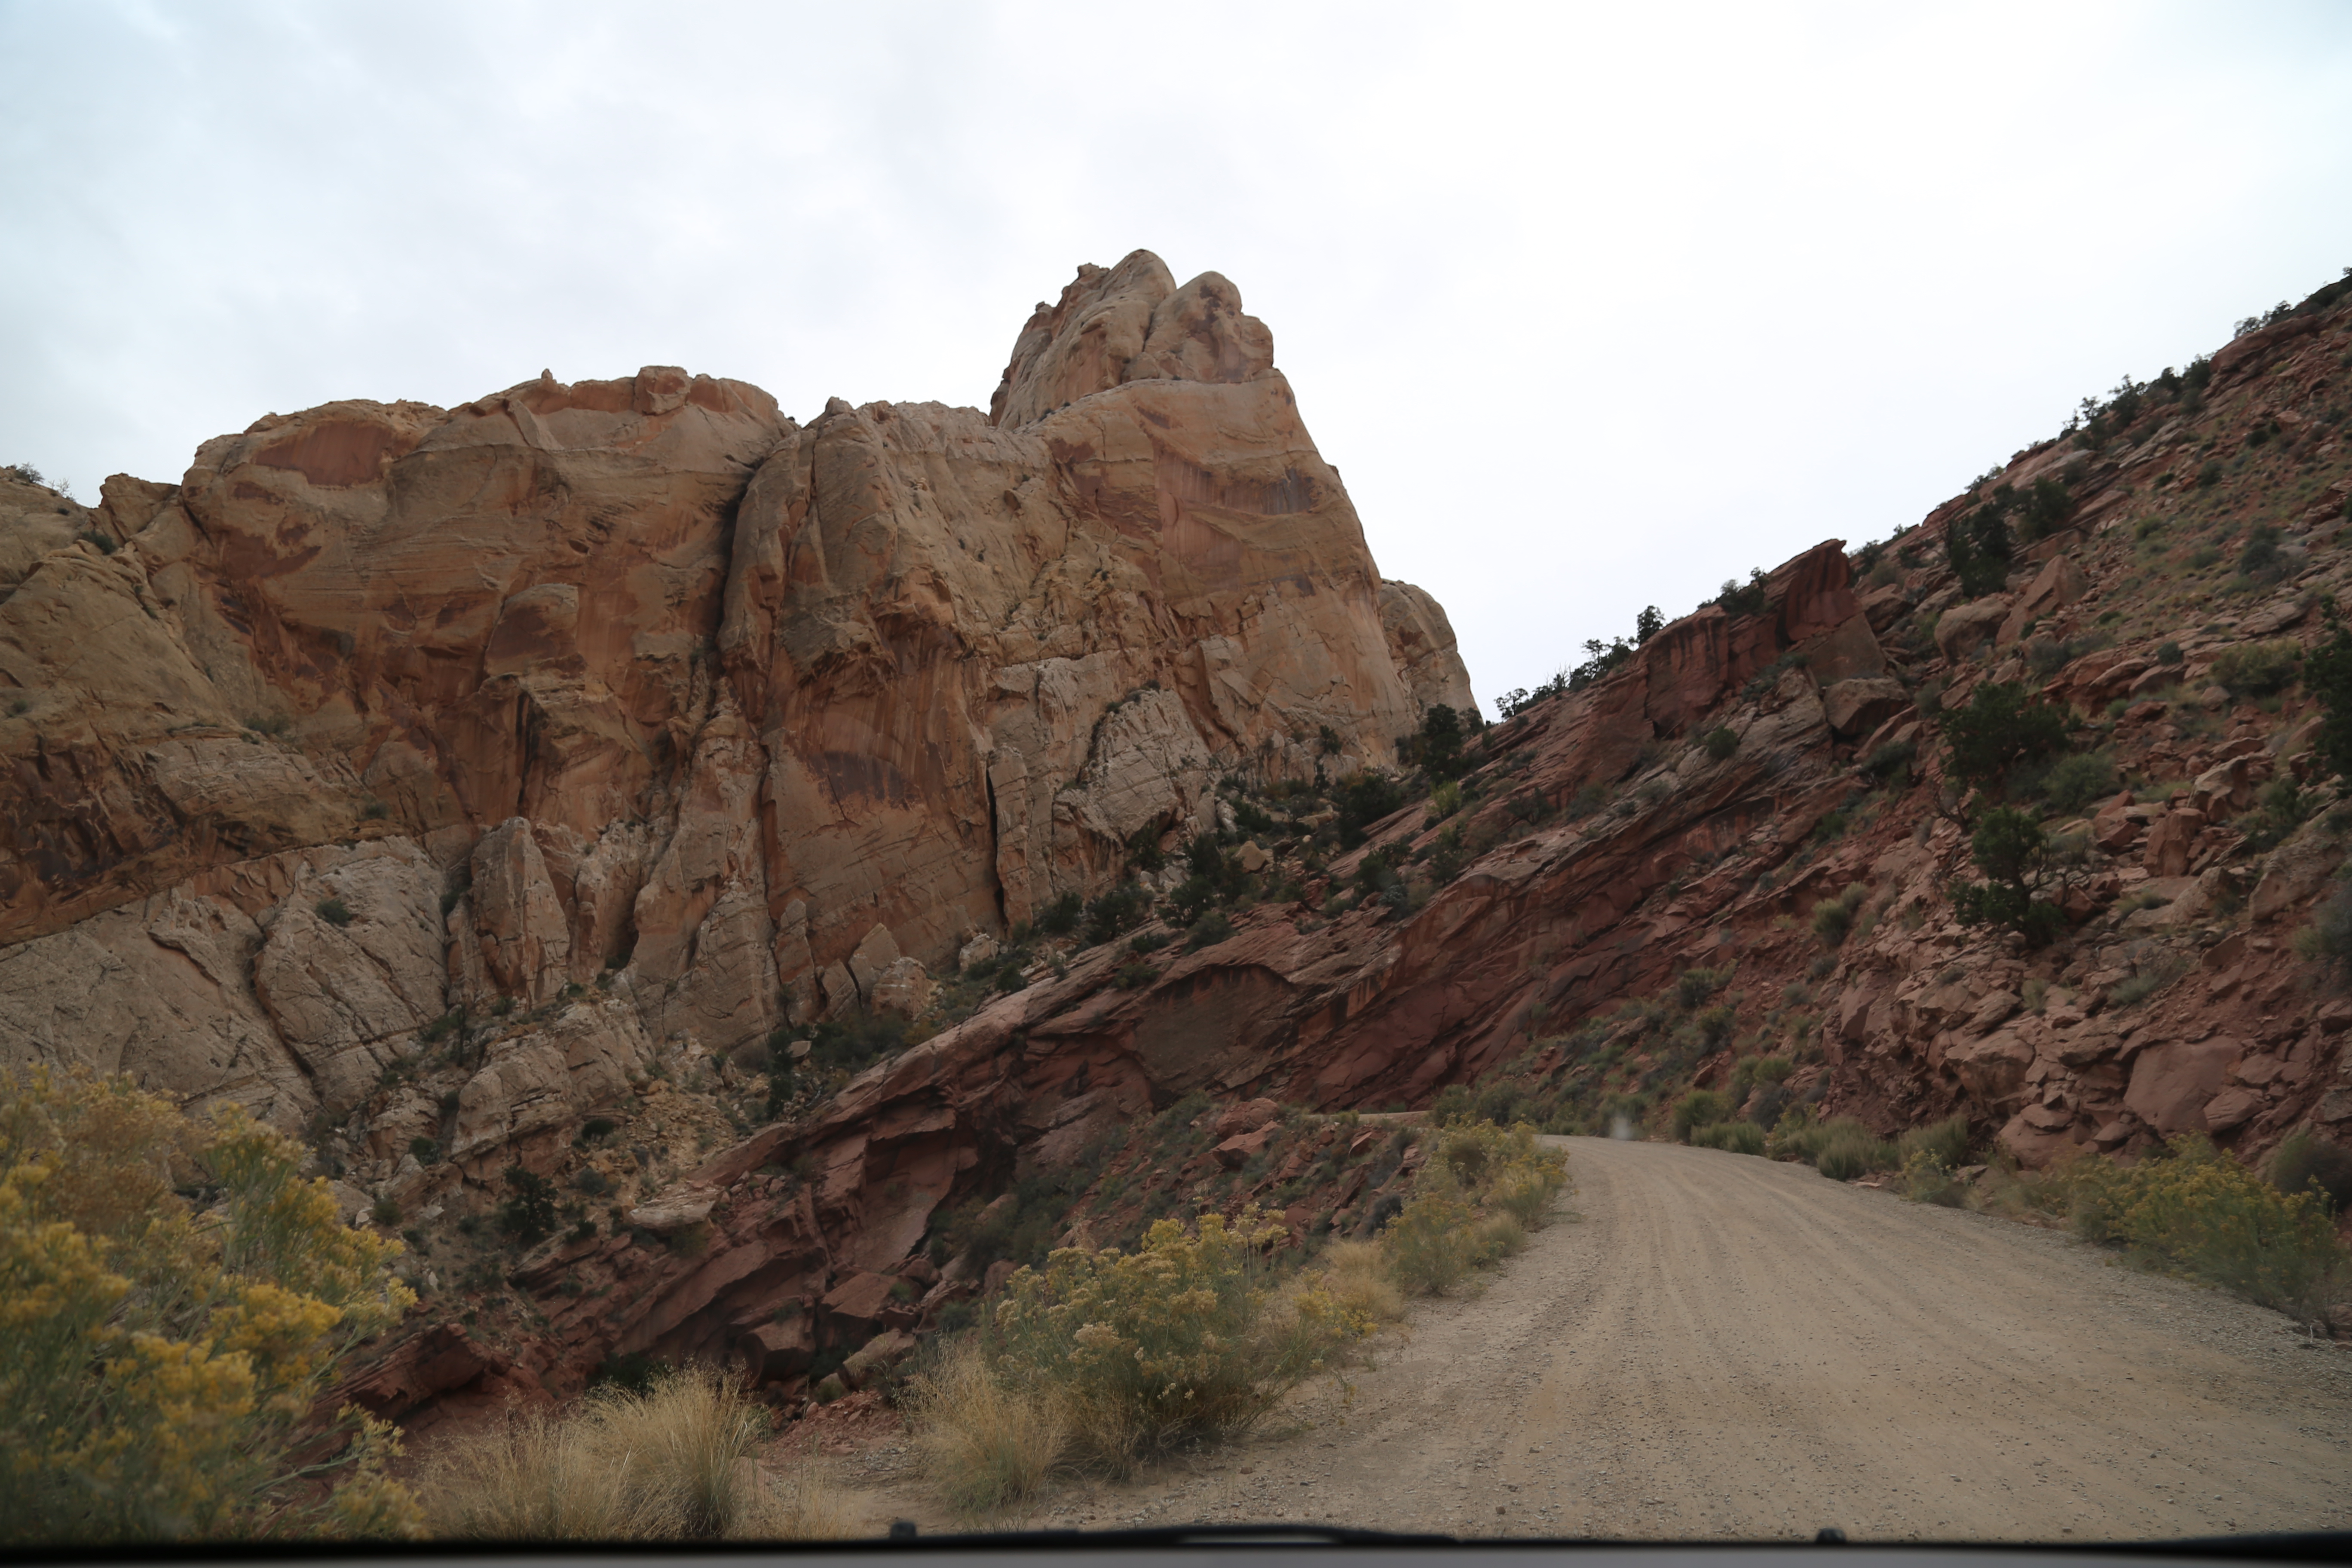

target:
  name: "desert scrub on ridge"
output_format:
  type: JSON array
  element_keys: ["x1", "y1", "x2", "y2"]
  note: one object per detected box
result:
[
  {"x1": 0, "y1": 1066, "x2": 419, "y2": 1543},
  {"x1": 910, "y1": 1205, "x2": 1369, "y2": 1509},
  {"x1": 1384, "y1": 1120, "x2": 1570, "y2": 1295},
  {"x1": 422, "y1": 1364, "x2": 846, "y2": 1540}
]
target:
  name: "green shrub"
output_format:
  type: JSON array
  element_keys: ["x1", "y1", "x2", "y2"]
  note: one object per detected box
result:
[
  {"x1": 1897, "y1": 1150, "x2": 1966, "y2": 1207},
  {"x1": 1384, "y1": 1125, "x2": 1567, "y2": 1292},
  {"x1": 1692, "y1": 1121, "x2": 1766, "y2": 1155},
  {"x1": 2038, "y1": 751, "x2": 2116, "y2": 816},
  {"x1": 1184, "y1": 910, "x2": 1233, "y2": 952},
  {"x1": 74, "y1": 530, "x2": 118, "y2": 555},
  {"x1": 1948, "y1": 807, "x2": 2065, "y2": 946},
  {"x1": 1335, "y1": 773, "x2": 1406, "y2": 849},
  {"x1": 1671, "y1": 1089, "x2": 1731, "y2": 1142},
  {"x1": 2303, "y1": 612, "x2": 2352, "y2": 782},
  {"x1": 1940, "y1": 682, "x2": 2071, "y2": 793},
  {"x1": 1860, "y1": 739, "x2": 1915, "y2": 783},
  {"x1": 2210, "y1": 638, "x2": 2302, "y2": 698},
  {"x1": 1702, "y1": 726, "x2": 1739, "y2": 762},
  {"x1": 2269, "y1": 1132, "x2": 2352, "y2": 1213},
  {"x1": 2235, "y1": 778, "x2": 2315, "y2": 852},
  {"x1": 1811, "y1": 884, "x2": 1867, "y2": 948},
  {"x1": 1163, "y1": 875, "x2": 1219, "y2": 928},
  {"x1": 2238, "y1": 525, "x2": 2285, "y2": 581},
  {"x1": 2156, "y1": 640, "x2": 2183, "y2": 665},
  {"x1": 496, "y1": 1166, "x2": 558, "y2": 1245},
  {"x1": 315, "y1": 896, "x2": 354, "y2": 928},
  {"x1": 1083, "y1": 885, "x2": 1150, "y2": 945},
  {"x1": 815, "y1": 1012, "x2": 911, "y2": 1075},
  {"x1": 2016, "y1": 477, "x2": 2074, "y2": 540},
  {"x1": 1815, "y1": 1133, "x2": 1899, "y2": 1182},
  {"x1": 1675, "y1": 966, "x2": 1728, "y2": 1009},
  {"x1": 1418, "y1": 704, "x2": 1465, "y2": 781},
  {"x1": 1764, "y1": 1104, "x2": 1825, "y2": 1161},
  {"x1": 2072, "y1": 1136, "x2": 2346, "y2": 1315},
  {"x1": 1563, "y1": 782, "x2": 1609, "y2": 819},
  {"x1": 1770, "y1": 1113, "x2": 1896, "y2": 1179},
  {"x1": 1036, "y1": 893, "x2": 1083, "y2": 937},
  {"x1": 1945, "y1": 502, "x2": 2013, "y2": 598},
  {"x1": 1896, "y1": 1113, "x2": 1970, "y2": 1171}
]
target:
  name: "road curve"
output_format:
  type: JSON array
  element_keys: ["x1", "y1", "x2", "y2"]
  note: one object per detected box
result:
[{"x1": 1046, "y1": 1136, "x2": 2352, "y2": 1540}]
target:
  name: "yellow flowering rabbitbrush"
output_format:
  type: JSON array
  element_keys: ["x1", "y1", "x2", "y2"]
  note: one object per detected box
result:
[
  {"x1": 981, "y1": 1205, "x2": 1369, "y2": 1471},
  {"x1": 2069, "y1": 1134, "x2": 2346, "y2": 1317},
  {"x1": 1383, "y1": 1119, "x2": 1569, "y2": 1295},
  {"x1": 0, "y1": 1066, "x2": 420, "y2": 1543}
]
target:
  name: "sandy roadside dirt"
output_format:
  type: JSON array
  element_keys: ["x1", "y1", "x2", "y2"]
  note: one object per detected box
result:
[{"x1": 817, "y1": 1136, "x2": 2352, "y2": 1541}]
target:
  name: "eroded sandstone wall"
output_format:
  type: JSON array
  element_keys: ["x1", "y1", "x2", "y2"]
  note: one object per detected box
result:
[{"x1": 0, "y1": 252, "x2": 1471, "y2": 1141}]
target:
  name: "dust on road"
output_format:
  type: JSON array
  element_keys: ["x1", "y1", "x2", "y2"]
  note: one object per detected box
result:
[{"x1": 839, "y1": 1136, "x2": 2352, "y2": 1540}]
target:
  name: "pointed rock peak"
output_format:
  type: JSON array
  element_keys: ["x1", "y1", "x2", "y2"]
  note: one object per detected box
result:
[{"x1": 988, "y1": 250, "x2": 1275, "y2": 427}]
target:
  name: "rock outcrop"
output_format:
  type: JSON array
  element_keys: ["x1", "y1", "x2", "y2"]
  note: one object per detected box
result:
[{"x1": 1, "y1": 251, "x2": 1470, "y2": 1138}]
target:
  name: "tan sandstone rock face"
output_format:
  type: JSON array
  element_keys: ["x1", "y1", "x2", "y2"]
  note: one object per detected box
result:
[{"x1": 1, "y1": 252, "x2": 1470, "y2": 1130}]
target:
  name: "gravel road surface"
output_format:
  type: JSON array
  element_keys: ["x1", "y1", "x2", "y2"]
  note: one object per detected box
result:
[{"x1": 841, "y1": 1136, "x2": 2352, "y2": 1540}]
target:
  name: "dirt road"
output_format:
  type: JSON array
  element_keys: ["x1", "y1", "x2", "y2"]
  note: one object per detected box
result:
[{"x1": 837, "y1": 1136, "x2": 2352, "y2": 1540}]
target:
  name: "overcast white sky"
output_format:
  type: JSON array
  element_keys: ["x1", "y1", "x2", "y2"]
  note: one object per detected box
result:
[{"x1": 4, "y1": 2, "x2": 2350, "y2": 710}]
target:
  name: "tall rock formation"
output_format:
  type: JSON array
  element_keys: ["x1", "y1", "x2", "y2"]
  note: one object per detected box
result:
[{"x1": 0, "y1": 251, "x2": 1470, "y2": 1142}]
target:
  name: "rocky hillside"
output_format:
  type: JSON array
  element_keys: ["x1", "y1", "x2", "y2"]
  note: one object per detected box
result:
[{"x1": 5, "y1": 256, "x2": 2350, "y2": 1430}]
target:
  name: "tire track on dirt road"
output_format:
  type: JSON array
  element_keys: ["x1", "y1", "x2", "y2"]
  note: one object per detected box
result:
[{"x1": 854, "y1": 1136, "x2": 2352, "y2": 1540}]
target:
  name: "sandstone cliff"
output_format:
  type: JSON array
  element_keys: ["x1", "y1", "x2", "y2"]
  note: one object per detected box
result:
[{"x1": 0, "y1": 252, "x2": 1468, "y2": 1144}]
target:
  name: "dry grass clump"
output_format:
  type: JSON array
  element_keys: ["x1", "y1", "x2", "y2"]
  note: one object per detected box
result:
[
  {"x1": 423, "y1": 1366, "x2": 849, "y2": 1540},
  {"x1": 906, "y1": 1342, "x2": 1067, "y2": 1516},
  {"x1": 1316, "y1": 1239, "x2": 1406, "y2": 1326}
]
